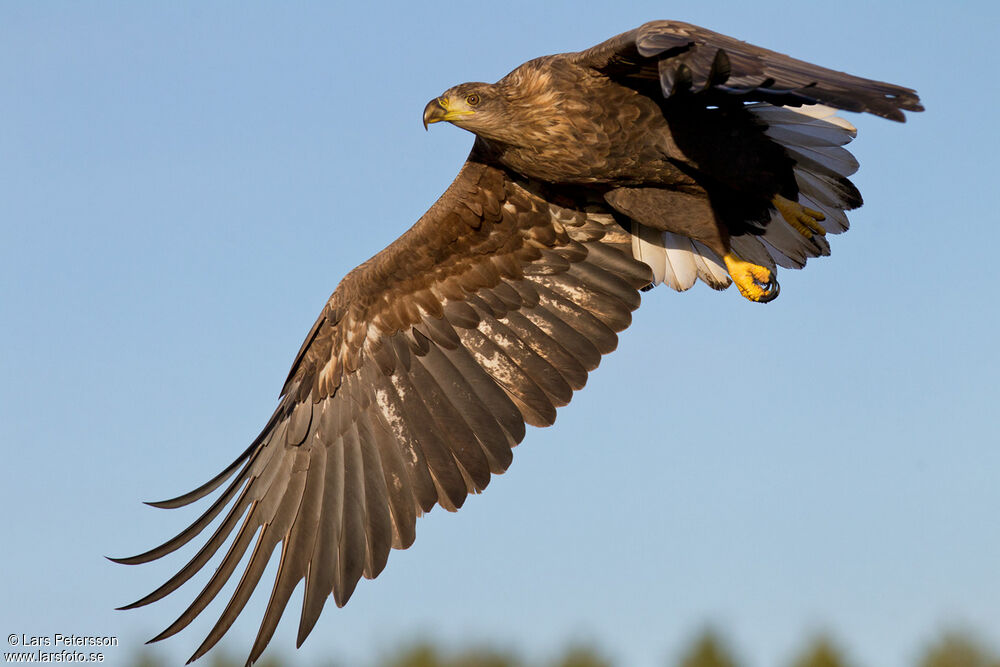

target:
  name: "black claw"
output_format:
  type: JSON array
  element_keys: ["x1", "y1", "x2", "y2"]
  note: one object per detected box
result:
[{"x1": 759, "y1": 277, "x2": 780, "y2": 303}]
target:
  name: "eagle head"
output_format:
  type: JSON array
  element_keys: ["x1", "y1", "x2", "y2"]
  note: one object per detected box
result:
[{"x1": 423, "y1": 82, "x2": 516, "y2": 143}]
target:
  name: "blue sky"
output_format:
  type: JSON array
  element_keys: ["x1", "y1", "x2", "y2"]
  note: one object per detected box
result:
[{"x1": 1, "y1": 2, "x2": 998, "y2": 666}]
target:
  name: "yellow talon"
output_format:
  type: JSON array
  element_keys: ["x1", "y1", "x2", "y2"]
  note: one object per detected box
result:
[
  {"x1": 723, "y1": 253, "x2": 780, "y2": 303},
  {"x1": 773, "y1": 194, "x2": 826, "y2": 238}
]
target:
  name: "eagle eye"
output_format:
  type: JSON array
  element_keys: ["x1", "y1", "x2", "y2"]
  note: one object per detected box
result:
[{"x1": 465, "y1": 94, "x2": 481, "y2": 107}]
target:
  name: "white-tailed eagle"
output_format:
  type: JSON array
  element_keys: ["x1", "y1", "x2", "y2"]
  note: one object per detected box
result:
[{"x1": 115, "y1": 20, "x2": 922, "y2": 665}]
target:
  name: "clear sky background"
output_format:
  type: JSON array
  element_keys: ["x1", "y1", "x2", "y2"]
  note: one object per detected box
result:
[{"x1": 2, "y1": 2, "x2": 998, "y2": 666}]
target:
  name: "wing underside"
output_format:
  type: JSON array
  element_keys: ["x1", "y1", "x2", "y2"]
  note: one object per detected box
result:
[{"x1": 115, "y1": 157, "x2": 652, "y2": 664}]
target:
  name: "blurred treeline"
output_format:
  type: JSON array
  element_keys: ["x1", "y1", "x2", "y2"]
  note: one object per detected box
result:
[{"x1": 128, "y1": 628, "x2": 1000, "y2": 667}]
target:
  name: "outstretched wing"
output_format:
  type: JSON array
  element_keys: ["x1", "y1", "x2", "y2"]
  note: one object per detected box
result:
[
  {"x1": 113, "y1": 146, "x2": 652, "y2": 665},
  {"x1": 571, "y1": 20, "x2": 923, "y2": 120}
]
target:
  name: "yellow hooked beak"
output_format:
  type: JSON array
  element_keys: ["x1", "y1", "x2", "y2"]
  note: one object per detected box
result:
[{"x1": 423, "y1": 97, "x2": 474, "y2": 129}]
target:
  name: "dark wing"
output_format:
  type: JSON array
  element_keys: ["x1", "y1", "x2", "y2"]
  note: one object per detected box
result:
[
  {"x1": 113, "y1": 146, "x2": 652, "y2": 665},
  {"x1": 567, "y1": 20, "x2": 921, "y2": 290},
  {"x1": 570, "y1": 20, "x2": 922, "y2": 121}
]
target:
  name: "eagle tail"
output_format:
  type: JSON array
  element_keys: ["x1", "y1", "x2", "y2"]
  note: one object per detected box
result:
[{"x1": 630, "y1": 223, "x2": 731, "y2": 291}]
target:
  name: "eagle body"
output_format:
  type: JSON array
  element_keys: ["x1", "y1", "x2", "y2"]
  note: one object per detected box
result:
[
  {"x1": 117, "y1": 20, "x2": 922, "y2": 666},
  {"x1": 475, "y1": 58, "x2": 694, "y2": 188},
  {"x1": 440, "y1": 51, "x2": 844, "y2": 258}
]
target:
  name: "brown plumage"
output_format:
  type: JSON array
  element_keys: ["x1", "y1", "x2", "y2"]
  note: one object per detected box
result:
[{"x1": 115, "y1": 20, "x2": 921, "y2": 665}]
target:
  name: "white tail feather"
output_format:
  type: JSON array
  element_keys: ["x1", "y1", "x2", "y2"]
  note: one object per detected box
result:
[
  {"x1": 631, "y1": 222, "x2": 666, "y2": 285},
  {"x1": 630, "y1": 222, "x2": 731, "y2": 292},
  {"x1": 661, "y1": 232, "x2": 699, "y2": 291},
  {"x1": 691, "y1": 240, "x2": 731, "y2": 289}
]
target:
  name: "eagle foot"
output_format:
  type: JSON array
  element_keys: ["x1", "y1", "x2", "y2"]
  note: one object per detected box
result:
[
  {"x1": 773, "y1": 195, "x2": 826, "y2": 238},
  {"x1": 723, "y1": 253, "x2": 780, "y2": 303}
]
